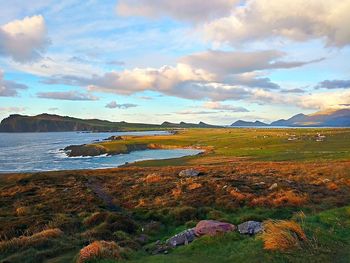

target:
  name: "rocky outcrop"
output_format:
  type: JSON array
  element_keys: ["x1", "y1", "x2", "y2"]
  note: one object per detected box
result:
[
  {"x1": 64, "y1": 144, "x2": 108, "y2": 157},
  {"x1": 64, "y1": 143, "x2": 150, "y2": 157},
  {"x1": 105, "y1": 136, "x2": 125, "y2": 141}
]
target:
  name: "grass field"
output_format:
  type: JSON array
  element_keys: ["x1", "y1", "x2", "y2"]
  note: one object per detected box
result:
[
  {"x1": 1, "y1": 128, "x2": 350, "y2": 263},
  {"x1": 91, "y1": 128, "x2": 350, "y2": 163}
]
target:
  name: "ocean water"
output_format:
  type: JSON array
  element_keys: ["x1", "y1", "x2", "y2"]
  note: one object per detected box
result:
[{"x1": 0, "y1": 131, "x2": 202, "y2": 173}]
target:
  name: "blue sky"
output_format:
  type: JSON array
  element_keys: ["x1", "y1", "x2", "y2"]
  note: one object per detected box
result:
[{"x1": 0, "y1": 0, "x2": 350, "y2": 124}]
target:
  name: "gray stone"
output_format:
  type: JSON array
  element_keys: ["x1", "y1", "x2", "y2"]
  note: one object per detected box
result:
[
  {"x1": 238, "y1": 221, "x2": 263, "y2": 235},
  {"x1": 166, "y1": 228, "x2": 197, "y2": 247},
  {"x1": 179, "y1": 168, "x2": 201, "y2": 177},
  {"x1": 268, "y1": 183, "x2": 278, "y2": 191}
]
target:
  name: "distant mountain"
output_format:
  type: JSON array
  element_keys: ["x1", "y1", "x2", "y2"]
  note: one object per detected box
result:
[
  {"x1": 231, "y1": 120, "x2": 268, "y2": 127},
  {"x1": 0, "y1": 114, "x2": 219, "y2": 132},
  {"x1": 161, "y1": 121, "x2": 218, "y2": 128},
  {"x1": 270, "y1": 109, "x2": 350, "y2": 127},
  {"x1": 231, "y1": 109, "x2": 350, "y2": 128}
]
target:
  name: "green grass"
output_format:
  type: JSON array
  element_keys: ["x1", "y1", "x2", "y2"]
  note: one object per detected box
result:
[{"x1": 92, "y1": 128, "x2": 350, "y2": 165}]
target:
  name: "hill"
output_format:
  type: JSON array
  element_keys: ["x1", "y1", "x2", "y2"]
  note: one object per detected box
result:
[
  {"x1": 231, "y1": 120, "x2": 268, "y2": 127},
  {"x1": 0, "y1": 114, "x2": 218, "y2": 132}
]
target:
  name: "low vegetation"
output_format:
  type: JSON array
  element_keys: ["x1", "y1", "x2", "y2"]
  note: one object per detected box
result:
[{"x1": 1, "y1": 128, "x2": 350, "y2": 262}]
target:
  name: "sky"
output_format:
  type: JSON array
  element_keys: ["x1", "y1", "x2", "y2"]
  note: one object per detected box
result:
[{"x1": 0, "y1": 0, "x2": 350, "y2": 125}]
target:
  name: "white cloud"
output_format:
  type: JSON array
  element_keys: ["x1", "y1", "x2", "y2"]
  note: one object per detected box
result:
[
  {"x1": 203, "y1": 0, "x2": 350, "y2": 47},
  {"x1": 0, "y1": 15, "x2": 49, "y2": 62},
  {"x1": 87, "y1": 63, "x2": 215, "y2": 95},
  {"x1": 203, "y1": 101, "x2": 249, "y2": 112},
  {"x1": 297, "y1": 90, "x2": 350, "y2": 110},
  {"x1": 116, "y1": 0, "x2": 240, "y2": 22},
  {"x1": 0, "y1": 70, "x2": 28, "y2": 96}
]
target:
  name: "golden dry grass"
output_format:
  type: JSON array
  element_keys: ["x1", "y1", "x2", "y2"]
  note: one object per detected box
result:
[
  {"x1": 261, "y1": 220, "x2": 307, "y2": 251},
  {"x1": 0, "y1": 228, "x2": 63, "y2": 253},
  {"x1": 77, "y1": 240, "x2": 122, "y2": 263}
]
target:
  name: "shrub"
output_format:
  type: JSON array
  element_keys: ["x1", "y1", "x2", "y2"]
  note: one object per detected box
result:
[
  {"x1": 171, "y1": 206, "x2": 198, "y2": 223},
  {"x1": 83, "y1": 212, "x2": 107, "y2": 227},
  {"x1": 261, "y1": 220, "x2": 307, "y2": 251}
]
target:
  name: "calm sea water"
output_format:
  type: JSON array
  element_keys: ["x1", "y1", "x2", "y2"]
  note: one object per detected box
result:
[{"x1": 0, "y1": 131, "x2": 202, "y2": 173}]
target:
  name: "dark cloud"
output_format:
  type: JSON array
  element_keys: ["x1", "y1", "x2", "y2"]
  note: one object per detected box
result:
[
  {"x1": 0, "y1": 71, "x2": 28, "y2": 97},
  {"x1": 105, "y1": 101, "x2": 138, "y2": 109},
  {"x1": 315, "y1": 79, "x2": 350, "y2": 89},
  {"x1": 37, "y1": 91, "x2": 98, "y2": 101},
  {"x1": 281, "y1": 88, "x2": 306, "y2": 93}
]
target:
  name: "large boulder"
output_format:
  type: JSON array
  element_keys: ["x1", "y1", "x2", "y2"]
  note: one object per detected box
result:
[
  {"x1": 64, "y1": 144, "x2": 108, "y2": 157},
  {"x1": 166, "y1": 228, "x2": 196, "y2": 247},
  {"x1": 178, "y1": 168, "x2": 201, "y2": 177},
  {"x1": 194, "y1": 220, "x2": 236, "y2": 237},
  {"x1": 238, "y1": 221, "x2": 263, "y2": 235}
]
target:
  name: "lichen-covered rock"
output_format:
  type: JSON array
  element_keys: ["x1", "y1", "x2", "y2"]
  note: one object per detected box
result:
[
  {"x1": 166, "y1": 228, "x2": 196, "y2": 247},
  {"x1": 178, "y1": 168, "x2": 201, "y2": 177},
  {"x1": 194, "y1": 220, "x2": 236, "y2": 236},
  {"x1": 238, "y1": 221, "x2": 263, "y2": 235}
]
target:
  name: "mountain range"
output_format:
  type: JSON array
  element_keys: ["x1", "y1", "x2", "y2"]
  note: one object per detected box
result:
[
  {"x1": 231, "y1": 109, "x2": 350, "y2": 127},
  {"x1": 0, "y1": 114, "x2": 218, "y2": 132}
]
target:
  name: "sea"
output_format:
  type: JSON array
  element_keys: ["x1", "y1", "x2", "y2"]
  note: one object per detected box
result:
[{"x1": 0, "y1": 131, "x2": 202, "y2": 173}]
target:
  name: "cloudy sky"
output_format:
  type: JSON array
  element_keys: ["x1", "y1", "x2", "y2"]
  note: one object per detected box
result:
[{"x1": 1, "y1": 0, "x2": 350, "y2": 124}]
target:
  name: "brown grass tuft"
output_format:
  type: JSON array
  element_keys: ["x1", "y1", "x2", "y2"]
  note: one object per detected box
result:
[
  {"x1": 15, "y1": 206, "x2": 30, "y2": 216},
  {"x1": 326, "y1": 182, "x2": 339, "y2": 191},
  {"x1": 188, "y1": 183, "x2": 202, "y2": 190},
  {"x1": 144, "y1": 173, "x2": 163, "y2": 183},
  {"x1": 261, "y1": 220, "x2": 307, "y2": 251},
  {"x1": 272, "y1": 190, "x2": 308, "y2": 207},
  {"x1": 0, "y1": 228, "x2": 63, "y2": 253},
  {"x1": 77, "y1": 240, "x2": 122, "y2": 263},
  {"x1": 250, "y1": 190, "x2": 308, "y2": 207}
]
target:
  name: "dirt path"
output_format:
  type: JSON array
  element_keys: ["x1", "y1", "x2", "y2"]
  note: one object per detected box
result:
[{"x1": 85, "y1": 178, "x2": 122, "y2": 212}]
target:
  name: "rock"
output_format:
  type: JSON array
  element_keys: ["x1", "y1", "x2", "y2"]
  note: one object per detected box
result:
[
  {"x1": 64, "y1": 144, "x2": 108, "y2": 157},
  {"x1": 268, "y1": 183, "x2": 278, "y2": 191},
  {"x1": 179, "y1": 168, "x2": 201, "y2": 177},
  {"x1": 105, "y1": 136, "x2": 124, "y2": 141},
  {"x1": 166, "y1": 228, "x2": 197, "y2": 247},
  {"x1": 194, "y1": 220, "x2": 236, "y2": 237},
  {"x1": 238, "y1": 221, "x2": 263, "y2": 235},
  {"x1": 147, "y1": 240, "x2": 169, "y2": 255}
]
